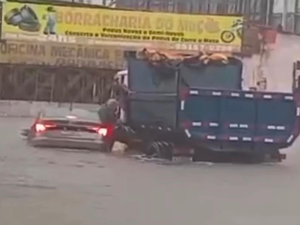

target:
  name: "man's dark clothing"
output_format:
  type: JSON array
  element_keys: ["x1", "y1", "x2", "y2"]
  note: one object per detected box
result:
[
  {"x1": 109, "y1": 83, "x2": 128, "y2": 100},
  {"x1": 97, "y1": 103, "x2": 118, "y2": 151},
  {"x1": 97, "y1": 104, "x2": 118, "y2": 125}
]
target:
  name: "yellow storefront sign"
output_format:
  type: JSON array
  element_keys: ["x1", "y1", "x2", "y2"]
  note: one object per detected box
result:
[{"x1": 2, "y1": 2, "x2": 243, "y2": 53}]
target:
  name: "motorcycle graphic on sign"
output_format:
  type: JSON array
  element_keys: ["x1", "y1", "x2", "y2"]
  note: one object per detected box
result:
[{"x1": 220, "y1": 19, "x2": 243, "y2": 44}]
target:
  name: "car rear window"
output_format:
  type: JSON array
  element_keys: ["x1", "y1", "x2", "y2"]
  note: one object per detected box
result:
[{"x1": 41, "y1": 108, "x2": 100, "y2": 121}]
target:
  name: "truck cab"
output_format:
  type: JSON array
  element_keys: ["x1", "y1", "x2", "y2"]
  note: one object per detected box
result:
[{"x1": 114, "y1": 70, "x2": 128, "y2": 87}]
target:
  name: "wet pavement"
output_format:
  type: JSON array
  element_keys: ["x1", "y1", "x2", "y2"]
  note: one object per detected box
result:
[{"x1": 1, "y1": 117, "x2": 300, "y2": 225}]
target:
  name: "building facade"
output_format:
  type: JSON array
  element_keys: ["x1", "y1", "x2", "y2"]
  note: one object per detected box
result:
[
  {"x1": 116, "y1": 0, "x2": 272, "y2": 25},
  {"x1": 27, "y1": 0, "x2": 273, "y2": 24},
  {"x1": 271, "y1": 0, "x2": 300, "y2": 35}
]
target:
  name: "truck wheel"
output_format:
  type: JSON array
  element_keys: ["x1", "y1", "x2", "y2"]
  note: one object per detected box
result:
[
  {"x1": 146, "y1": 141, "x2": 173, "y2": 161},
  {"x1": 157, "y1": 142, "x2": 173, "y2": 161},
  {"x1": 144, "y1": 142, "x2": 155, "y2": 156}
]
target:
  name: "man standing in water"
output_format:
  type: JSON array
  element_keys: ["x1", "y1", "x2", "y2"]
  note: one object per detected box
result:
[
  {"x1": 98, "y1": 98, "x2": 119, "y2": 125},
  {"x1": 98, "y1": 98, "x2": 120, "y2": 152}
]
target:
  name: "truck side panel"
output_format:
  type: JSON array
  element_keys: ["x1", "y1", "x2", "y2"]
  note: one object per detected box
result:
[
  {"x1": 180, "y1": 59, "x2": 243, "y2": 90},
  {"x1": 181, "y1": 95, "x2": 219, "y2": 137},
  {"x1": 256, "y1": 100, "x2": 295, "y2": 141},
  {"x1": 127, "y1": 57, "x2": 243, "y2": 93},
  {"x1": 179, "y1": 89, "x2": 299, "y2": 149},
  {"x1": 127, "y1": 94, "x2": 177, "y2": 128},
  {"x1": 128, "y1": 57, "x2": 177, "y2": 93},
  {"x1": 219, "y1": 97, "x2": 256, "y2": 138}
]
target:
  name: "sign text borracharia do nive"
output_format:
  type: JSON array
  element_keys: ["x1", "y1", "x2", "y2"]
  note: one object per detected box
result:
[
  {"x1": 0, "y1": 40, "x2": 126, "y2": 69},
  {"x1": 2, "y1": 2, "x2": 243, "y2": 53}
]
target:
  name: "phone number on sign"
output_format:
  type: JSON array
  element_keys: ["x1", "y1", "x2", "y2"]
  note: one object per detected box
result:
[{"x1": 174, "y1": 43, "x2": 239, "y2": 53}]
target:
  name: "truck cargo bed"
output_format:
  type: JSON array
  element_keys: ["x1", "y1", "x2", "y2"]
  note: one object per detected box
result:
[{"x1": 179, "y1": 88, "x2": 299, "y2": 149}]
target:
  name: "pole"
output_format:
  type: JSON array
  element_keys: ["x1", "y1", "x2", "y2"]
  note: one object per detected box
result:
[
  {"x1": 282, "y1": 0, "x2": 288, "y2": 30},
  {"x1": 295, "y1": 0, "x2": 299, "y2": 33},
  {"x1": 266, "y1": 0, "x2": 270, "y2": 25}
]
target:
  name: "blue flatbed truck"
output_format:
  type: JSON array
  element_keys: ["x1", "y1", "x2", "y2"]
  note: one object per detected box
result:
[{"x1": 116, "y1": 51, "x2": 300, "y2": 163}]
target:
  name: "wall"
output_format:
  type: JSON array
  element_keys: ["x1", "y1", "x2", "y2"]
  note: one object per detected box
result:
[
  {"x1": 53, "y1": 0, "x2": 105, "y2": 5},
  {"x1": 272, "y1": 0, "x2": 297, "y2": 33},
  {"x1": 88, "y1": 0, "x2": 115, "y2": 6},
  {"x1": 273, "y1": 0, "x2": 295, "y2": 13},
  {"x1": 242, "y1": 33, "x2": 300, "y2": 93},
  {"x1": 0, "y1": 100, "x2": 99, "y2": 117}
]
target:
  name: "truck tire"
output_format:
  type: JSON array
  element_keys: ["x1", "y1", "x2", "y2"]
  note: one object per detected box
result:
[{"x1": 146, "y1": 141, "x2": 173, "y2": 161}]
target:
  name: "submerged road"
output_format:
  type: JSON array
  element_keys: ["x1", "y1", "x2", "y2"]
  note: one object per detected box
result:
[{"x1": 1, "y1": 117, "x2": 300, "y2": 225}]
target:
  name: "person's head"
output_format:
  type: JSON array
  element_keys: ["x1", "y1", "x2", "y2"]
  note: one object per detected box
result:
[{"x1": 106, "y1": 99, "x2": 119, "y2": 111}]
